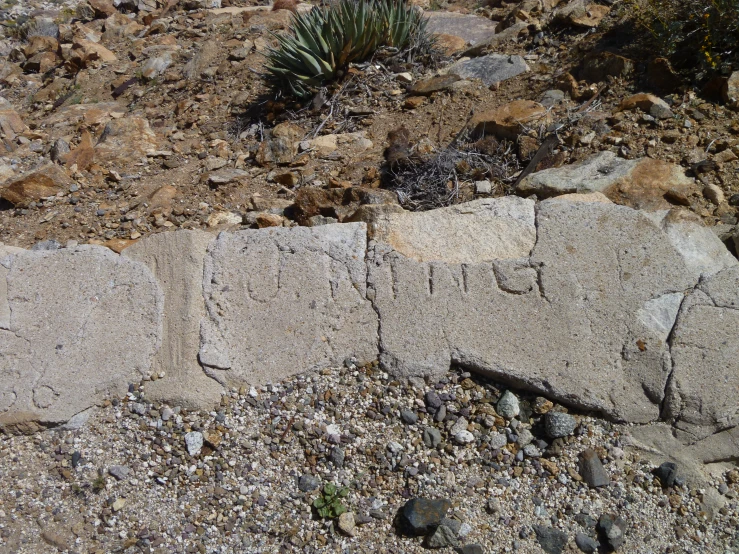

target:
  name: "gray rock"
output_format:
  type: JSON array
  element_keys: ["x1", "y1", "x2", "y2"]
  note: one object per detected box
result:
[
  {"x1": 426, "y1": 524, "x2": 459, "y2": 549},
  {"x1": 108, "y1": 465, "x2": 131, "y2": 481},
  {"x1": 400, "y1": 409, "x2": 418, "y2": 424},
  {"x1": 124, "y1": 230, "x2": 223, "y2": 410},
  {"x1": 0, "y1": 246, "x2": 161, "y2": 429},
  {"x1": 523, "y1": 444, "x2": 541, "y2": 458},
  {"x1": 129, "y1": 402, "x2": 147, "y2": 416},
  {"x1": 534, "y1": 525, "x2": 568, "y2": 554},
  {"x1": 30, "y1": 240, "x2": 60, "y2": 251},
  {"x1": 298, "y1": 474, "x2": 320, "y2": 492},
  {"x1": 540, "y1": 89, "x2": 565, "y2": 107},
  {"x1": 454, "y1": 545, "x2": 484, "y2": 554},
  {"x1": 545, "y1": 412, "x2": 577, "y2": 438},
  {"x1": 184, "y1": 431, "x2": 203, "y2": 456},
  {"x1": 368, "y1": 200, "x2": 698, "y2": 424},
  {"x1": 199, "y1": 223, "x2": 377, "y2": 387},
  {"x1": 653, "y1": 461, "x2": 678, "y2": 488},
  {"x1": 517, "y1": 428, "x2": 534, "y2": 446},
  {"x1": 329, "y1": 446, "x2": 345, "y2": 468},
  {"x1": 423, "y1": 427, "x2": 442, "y2": 448},
  {"x1": 578, "y1": 449, "x2": 609, "y2": 487},
  {"x1": 400, "y1": 497, "x2": 451, "y2": 535},
  {"x1": 488, "y1": 432, "x2": 508, "y2": 450},
  {"x1": 597, "y1": 514, "x2": 626, "y2": 550},
  {"x1": 497, "y1": 391, "x2": 520, "y2": 419},
  {"x1": 425, "y1": 390, "x2": 442, "y2": 410},
  {"x1": 424, "y1": 12, "x2": 497, "y2": 46},
  {"x1": 574, "y1": 532, "x2": 599, "y2": 553},
  {"x1": 448, "y1": 54, "x2": 529, "y2": 87}
]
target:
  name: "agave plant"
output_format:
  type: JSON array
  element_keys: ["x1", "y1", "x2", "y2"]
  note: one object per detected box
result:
[{"x1": 265, "y1": 0, "x2": 432, "y2": 98}]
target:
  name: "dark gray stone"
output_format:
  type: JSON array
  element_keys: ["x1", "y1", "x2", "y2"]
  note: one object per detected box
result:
[
  {"x1": 575, "y1": 532, "x2": 599, "y2": 553},
  {"x1": 329, "y1": 446, "x2": 345, "y2": 468},
  {"x1": 545, "y1": 412, "x2": 577, "y2": 438},
  {"x1": 108, "y1": 465, "x2": 130, "y2": 481},
  {"x1": 653, "y1": 461, "x2": 678, "y2": 488},
  {"x1": 298, "y1": 474, "x2": 321, "y2": 492},
  {"x1": 401, "y1": 409, "x2": 419, "y2": 424},
  {"x1": 578, "y1": 449, "x2": 610, "y2": 488},
  {"x1": 424, "y1": 12, "x2": 497, "y2": 46},
  {"x1": 400, "y1": 497, "x2": 451, "y2": 536},
  {"x1": 597, "y1": 514, "x2": 626, "y2": 550},
  {"x1": 455, "y1": 545, "x2": 484, "y2": 554},
  {"x1": 534, "y1": 525, "x2": 568, "y2": 554},
  {"x1": 423, "y1": 427, "x2": 442, "y2": 448},
  {"x1": 426, "y1": 524, "x2": 460, "y2": 549}
]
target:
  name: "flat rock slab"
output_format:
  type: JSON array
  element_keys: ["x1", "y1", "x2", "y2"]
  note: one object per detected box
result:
[
  {"x1": 368, "y1": 200, "x2": 698, "y2": 423},
  {"x1": 199, "y1": 223, "x2": 377, "y2": 386},
  {"x1": 0, "y1": 246, "x2": 162, "y2": 428},
  {"x1": 424, "y1": 12, "x2": 498, "y2": 47},
  {"x1": 448, "y1": 54, "x2": 529, "y2": 86}
]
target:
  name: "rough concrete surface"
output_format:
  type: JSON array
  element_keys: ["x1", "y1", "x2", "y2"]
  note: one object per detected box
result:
[
  {"x1": 123, "y1": 230, "x2": 223, "y2": 409},
  {"x1": 369, "y1": 197, "x2": 536, "y2": 264},
  {"x1": 368, "y1": 200, "x2": 697, "y2": 423},
  {"x1": 0, "y1": 245, "x2": 162, "y2": 427},
  {"x1": 199, "y1": 223, "x2": 378, "y2": 386}
]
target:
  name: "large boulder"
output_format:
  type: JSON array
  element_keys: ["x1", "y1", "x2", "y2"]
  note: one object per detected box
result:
[
  {"x1": 199, "y1": 223, "x2": 378, "y2": 386},
  {"x1": 0, "y1": 246, "x2": 162, "y2": 430}
]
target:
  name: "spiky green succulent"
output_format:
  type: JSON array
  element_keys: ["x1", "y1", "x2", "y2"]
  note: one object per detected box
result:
[{"x1": 265, "y1": 0, "x2": 432, "y2": 98}]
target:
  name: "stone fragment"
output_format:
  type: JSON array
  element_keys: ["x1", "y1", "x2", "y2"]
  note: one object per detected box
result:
[
  {"x1": 95, "y1": 117, "x2": 158, "y2": 164},
  {"x1": 293, "y1": 187, "x2": 398, "y2": 226},
  {"x1": 123, "y1": 231, "x2": 223, "y2": 409},
  {"x1": 185, "y1": 431, "x2": 203, "y2": 456},
  {"x1": 199, "y1": 224, "x2": 377, "y2": 386},
  {"x1": 461, "y1": 22, "x2": 529, "y2": 57},
  {"x1": 0, "y1": 246, "x2": 161, "y2": 428},
  {"x1": 618, "y1": 93, "x2": 672, "y2": 117},
  {"x1": 68, "y1": 39, "x2": 117, "y2": 67},
  {"x1": 534, "y1": 525, "x2": 568, "y2": 554},
  {"x1": 454, "y1": 545, "x2": 484, "y2": 554},
  {"x1": 255, "y1": 122, "x2": 303, "y2": 166},
  {"x1": 517, "y1": 151, "x2": 695, "y2": 211},
  {"x1": 426, "y1": 524, "x2": 459, "y2": 548},
  {"x1": 471, "y1": 100, "x2": 548, "y2": 140},
  {"x1": 337, "y1": 512, "x2": 356, "y2": 536},
  {"x1": 423, "y1": 427, "x2": 442, "y2": 448},
  {"x1": 545, "y1": 412, "x2": 576, "y2": 438},
  {"x1": 597, "y1": 514, "x2": 626, "y2": 550},
  {"x1": 497, "y1": 391, "x2": 520, "y2": 419},
  {"x1": 448, "y1": 55, "x2": 529, "y2": 87},
  {"x1": 1, "y1": 164, "x2": 70, "y2": 207},
  {"x1": 87, "y1": 0, "x2": 118, "y2": 17},
  {"x1": 578, "y1": 449, "x2": 609, "y2": 487},
  {"x1": 580, "y1": 51, "x2": 633, "y2": 82},
  {"x1": 0, "y1": 97, "x2": 29, "y2": 144},
  {"x1": 298, "y1": 474, "x2": 320, "y2": 492},
  {"x1": 400, "y1": 497, "x2": 451, "y2": 535},
  {"x1": 555, "y1": 0, "x2": 609, "y2": 28},
  {"x1": 112, "y1": 497, "x2": 126, "y2": 511},
  {"x1": 433, "y1": 34, "x2": 468, "y2": 55},
  {"x1": 63, "y1": 130, "x2": 95, "y2": 171},
  {"x1": 307, "y1": 132, "x2": 372, "y2": 156},
  {"x1": 368, "y1": 197, "x2": 535, "y2": 264},
  {"x1": 409, "y1": 74, "x2": 462, "y2": 96},
  {"x1": 108, "y1": 465, "x2": 130, "y2": 481},
  {"x1": 574, "y1": 532, "x2": 599, "y2": 553}
]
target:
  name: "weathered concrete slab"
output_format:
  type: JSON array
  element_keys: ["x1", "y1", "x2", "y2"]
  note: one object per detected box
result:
[
  {"x1": 368, "y1": 200, "x2": 697, "y2": 423},
  {"x1": 424, "y1": 12, "x2": 498, "y2": 47},
  {"x1": 123, "y1": 230, "x2": 223, "y2": 409},
  {"x1": 667, "y1": 266, "x2": 739, "y2": 441},
  {"x1": 199, "y1": 223, "x2": 378, "y2": 386},
  {"x1": 369, "y1": 197, "x2": 536, "y2": 264},
  {"x1": 0, "y1": 246, "x2": 162, "y2": 428}
]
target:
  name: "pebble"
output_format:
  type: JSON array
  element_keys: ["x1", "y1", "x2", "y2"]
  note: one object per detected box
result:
[
  {"x1": 578, "y1": 449, "x2": 609, "y2": 488},
  {"x1": 597, "y1": 513, "x2": 626, "y2": 550},
  {"x1": 298, "y1": 474, "x2": 320, "y2": 492},
  {"x1": 108, "y1": 465, "x2": 130, "y2": 481},
  {"x1": 401, "y1": 408, "x2": 419, "y2": 424},
  {"x1": 329, "y1": 446, "x2": 345, "y2": 468},
  {"x1": 534, "y1": 525, "x2": 568, "y2": 554},
  {"x1": 112, "y1": 497, "x2": 126, "y2": 512},
  {"x1": 653, "y1": 461, "x2": 678, "y2": 488},
  {"x1": 401, "y1": 497, "x2": 451, "y2": 535},
  {"x1": 497, "y1": 391, "x2": 520, "y2": 419},
  {"x1": 574, "y1": 532, "x2": 599, "y2": 553},
  {"x1": 184, "y1": 431, "x2": 203, "y2": 456},
  {"x1": 454, "y1": 545, "x2": 484, "y2": 554},
  {"x1": 544, "y1": 412, "x2": 576, "y2": 438},
  {"x1": 337, "y1": 511, "x2": 356, "y2": 536},
  {"x1": 426, "y1": 524, "x2": 459, "y2": 548},
  {"x1": 423, "y1": 427, "x2": 442, "y2": 448},
  {"x1": 488, "y1": 432, "x2": 508, "y2": 450}
]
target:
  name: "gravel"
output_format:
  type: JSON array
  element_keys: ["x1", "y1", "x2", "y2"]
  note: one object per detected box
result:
[{"x1": 1, "y1": 364, "x2": 738, "y2": 553}]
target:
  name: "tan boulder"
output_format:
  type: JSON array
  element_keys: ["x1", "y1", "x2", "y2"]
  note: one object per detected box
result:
[
  {"x1": 67, "y1": 39, "x2": 117, "y2": 69},
  {"x1": 471, "y1": 100, "x2": 549, "y2": 140},
  {"x1": 1, "y1": 164, "x2": 71, "y2": 207},
  {"x1": 95, "y1": 117, "x2": 159, "y2": 164},
  {"x1": 87, "y1": 0, "x2": 118, "y2": 17},
  {"x1": 63, "y1": 130, "x2": 95, "y2": 171},
  {"x1": 23, "y1": 36, "x2": 59, "y2": 58},
  {"x1": 618, "y1": 92, "x2": 671, "y2": 113},
  {"x1": 0, "y1": 98, "x2": 29, "y2": 143}
]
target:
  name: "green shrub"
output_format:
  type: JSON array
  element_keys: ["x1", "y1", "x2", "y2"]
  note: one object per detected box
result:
[
  {"x1": 312, "y1": 482, "x2": 349, "y2": 519},
  {"x1": 630, "y1": 0, "x2": 739, "y2": 72},
  {"x1": 265, "y1": 0, "x2": 433, "y2": 98}
]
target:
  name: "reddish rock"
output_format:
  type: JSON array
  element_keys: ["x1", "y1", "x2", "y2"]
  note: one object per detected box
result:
[
  {"x1": 0, "y1": 98, "x2": 29, "y2": 143},
  {"x1": 471, "y1": 100, "x2": 549, "y2": 140},
  {"x1": 24, "y1": 36, "x2": 59, "y2": 58},
  {"x1": 87, "y1": 0, "x2": 118, "y2": 17},
  {"x1": 103, "y1": 238, "x2": 138, "y2": 253},
  {"x1": 95, "y1": 117, "x2": 159, "y2": 164},
  {"x1": 64, "y1": 130, "x2": 95, "y2": 171},
  {"x1": 293, "y1": 187, "x2": 399, "y2": 226},
  {"x1": 433, "y1": 34, "x2": 467, "y2": 56},
  {"x1": 67, "y1": 39, "x2": 117, "y2": 69},
  {"x1": 147, "y1": 185, "x2": 178, "y2": 215},
  {"x1": 409, "y1": 74, "x2": 461, "y2": 96}
]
